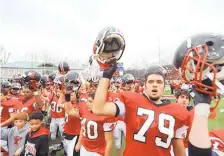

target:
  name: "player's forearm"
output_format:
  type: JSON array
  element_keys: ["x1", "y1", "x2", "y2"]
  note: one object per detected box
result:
[
  {"x1": 34, "y1": 92, "x2": 44, "y2": 108},
  {"x1": 93, "y1": 78, "x2": 110, "y2": 115},
  {"x1": 1, "y1": 112, "x2": 28, "y2": 127},
  {"x1": 104, "y1": 140, "x2": 113, "y2": 156},
  {"x1": 172, "y1": 139, "x2": 186, "y2": 156},
  {"x1": 1, "y1": 118, "x2": 13, "y2": 127},
  {"x1": 77, "y1": 129, "x2": 83, "y2": 145},
  {"x1": 64, "y1": 102, "x2": 80, "y2": 117},
  {"x1": 189, "y1": 115, "x2": 211, "y2": 148}
]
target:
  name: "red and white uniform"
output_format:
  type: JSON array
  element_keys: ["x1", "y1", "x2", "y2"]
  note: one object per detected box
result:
[
  {"x1": 0, "y1": 103, "x2": 13, "y2": 125},
  {"x1": 175, "y1": 108, "x2": 194, "y2": 156},
  {"x1": 20, "y1": 96, "x2": 44, "y2": 114},
  {"x1": 63, "y1": 102, "x2": 81, "y2": 156},
  {"x1": 116, "y1": 92, "x2": 190, "y2": 156},
  {"x1": 80, "y1": 102, "x2": 115, "y2": 156},
  {"x1": 48, "y1": 93, "x2": 65, "y2": 143},
  {"x1": 79, "y1": 93, "x2": 89, "y2": 102},
  {"x1": 49, "y1": 94, "x2": 65, "y2": 118},
  {"x1": 1, "y1": 99, "x2": 23, "y2": 127},
  {"x1": 209, "y1": 129, "x2": 224, "y2": 152},
  {"x1": 107, "y1": 91, "x2": 126, "y2": 149}
]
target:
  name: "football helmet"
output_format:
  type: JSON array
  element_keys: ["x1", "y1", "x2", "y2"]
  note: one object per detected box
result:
[
  {"x1": 10, "y1": 83, "x2": 21, "y2": 94},
  {"x1": 64, "y1": 71, "x2": 82, "y2": 92},
  {"x1": 115, "y1": 77, "x2": 123, "y2": 84},
  {"x1": 48, "y1": 73, "x2": 56, "y2": 83},
  {"x1": 114, "y1": 77, "x2": 123, "y2": 88},
  {"x1": 40, "y1": 75, "x2": 49, "y2": 84},
  {"x1": 23, "y1": 70, "x2": 41, "y2": 90},
  {"x1": 11, "y1": 83, "x2": 21, "y2": 90},
  {"x1": 58, "y1": 61, "x2": 70, "y2": 74},
  {"x1": 1, "y1": 81, "x2": 12, "y2": 89},
  {"x1": 93, "y1": 26, "x2": 125, "y2": 69},
  {"x1": 123, "y1": 74, "x2": 135, "y2": 84},
  {"x1": 173, "y1": 33, "x2": 224, "y2": 96},
  {"x1": 144, "y1": 64, "x2": 166, "y2": 80}
]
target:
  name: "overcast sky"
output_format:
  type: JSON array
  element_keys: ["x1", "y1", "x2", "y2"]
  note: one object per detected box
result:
[{"x1": 0, "y1": 0, "x2": 224, "y2": 68}]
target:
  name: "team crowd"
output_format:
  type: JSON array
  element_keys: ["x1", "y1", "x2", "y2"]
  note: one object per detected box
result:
[{"x1": 1, "y1": 27, "x2": 224, "y2": 156}]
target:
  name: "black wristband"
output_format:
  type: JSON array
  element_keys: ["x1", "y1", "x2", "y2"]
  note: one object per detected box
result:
[
  {"x1": 103, "y1": 72, "x2": 113, "y2": 79},
  {"x1": 188, "y1": 141, "x2": 212, "y2": 156},
  {"x1": 114, "y1": 102, "x2": 120, "y2": 117},
  {"x1": 65, "y1": 94, "x2": 71, "y2": 102}
]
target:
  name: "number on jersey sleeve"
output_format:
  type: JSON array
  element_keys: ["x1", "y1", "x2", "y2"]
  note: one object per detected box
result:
[{"x1": 134, "y1": 107, "x2": 175, "y2": 148}]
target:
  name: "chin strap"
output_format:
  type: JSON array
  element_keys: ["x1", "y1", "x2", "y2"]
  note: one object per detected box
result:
[{"x1": 209, "y1": 95, "x2": 221, "y2": 119}]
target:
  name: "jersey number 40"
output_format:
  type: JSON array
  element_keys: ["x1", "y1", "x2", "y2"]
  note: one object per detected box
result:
[{"x1": 81, "y1": 118, "x2": 98, "y2": 140}]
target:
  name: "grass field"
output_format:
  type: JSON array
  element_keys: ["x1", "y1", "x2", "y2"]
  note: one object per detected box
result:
[
  {"x1": 55, "y1": 88, "x2": 224, "y2": 156},
  {"x1": 164, "y1": 87, "x2": 224, "y2": 130}
]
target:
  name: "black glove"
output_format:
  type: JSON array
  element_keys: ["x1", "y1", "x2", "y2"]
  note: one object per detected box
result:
[
  {"x1": 103, "y1": 59, "x2": 117, "y2": 79},
  {"x1": 189, "y1": 87, "x2": 211, "y2": 105},
  {"x1": 42, "y1": 111, "x2": 48, "y2": 116},
  {"x1": 41, "y1": 83, "x2": 46, "y2": 89},
  {"x1": 65, "y1": 94, "x2": 71, "y2": 102}
]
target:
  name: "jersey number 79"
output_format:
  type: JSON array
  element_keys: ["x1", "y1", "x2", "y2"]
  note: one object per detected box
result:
[{"x1": 134, "y1": 107, "x2": 175, "y2": 149}]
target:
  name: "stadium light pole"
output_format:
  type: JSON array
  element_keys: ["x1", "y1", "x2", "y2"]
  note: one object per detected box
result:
[
  {"x1": 158, "y1": 39, "x2": 161, "y2": 64},
  {"x1": 5, "y1": 53, "x2": 10, "y2": 64}
]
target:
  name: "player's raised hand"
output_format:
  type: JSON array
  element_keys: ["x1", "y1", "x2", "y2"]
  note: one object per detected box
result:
[
  {"x1": 102, "y1": 59, "x2": 117, "y2": 79},
  {"x1": 189, "y1": 86, "x2": 211, "y2": 105}
]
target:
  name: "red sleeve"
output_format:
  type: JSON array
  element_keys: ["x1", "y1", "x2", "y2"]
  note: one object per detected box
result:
[
  {"x1": 5, "y1": 99, "x2": 23, "y2": 112},
  {"x1": 116, "y1": 92, "x2": 125, "y2": 103}
]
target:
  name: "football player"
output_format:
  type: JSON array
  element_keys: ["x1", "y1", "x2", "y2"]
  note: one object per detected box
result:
[
  {"x1": 174, "y1": 89, "x2": 194, "y2": 155},
  {"x1": 20, "y1": 70, "x2": 45, "y2": 114},
  {"x1": 93, "y1": 63, "x2": 190, "y2": 156},
  {"x1": 0, "y1": 88, "x2": 20, "y2": 128},
  {"x1": 57, "y1": 71, "x2": 82, "y2": 156},
  {"x1": 47, "y1": 88, "x2": 65, "y2": 155},
  {"x1": 1, "y1": 70, "x2": 45, "y2": 127},
  {"x1": 209, "y1": 129, "x2": 224, "y2": 154},
  {"x1": 9, "y1": 83, "x2": 23, "y2": 100},
  {"x1": 62, "y1": 73, "x2": 115, "y2": 156},
  {"x1": 1, "y1": 81, "x2": 12, "y2": 93},
  {"x1": 175, "y1": 89, "x2": 193, "y2": 110},
  {"x1": 173, "y1": 33, "x2": 224, "y2": 156},
  {"x1": 122, "y1": 74, "x2": 135, "y2": 92}
]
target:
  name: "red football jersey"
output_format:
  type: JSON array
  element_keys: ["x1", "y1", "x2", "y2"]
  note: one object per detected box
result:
[
  {"x1": 117, "y1": 92, "x2": 190, "y2": 156},
  {"x1": 116, "y1": 90, "x2": 122, "y2": 94},
  {"x1": 21, "y1": 97, "x2": 41, "y2": 114},
  {"x1": 48, "y1": 93, "x2": 65, "y2": 118},
  {"x1": 1, "y1": 99, "x2": 24, "y2": 123},
  {"x1": 4, "y1": 98, "x2": 24, "y2": 113},
  {"x1": 0, "y1": 103, "x2": 12, "y2": 123},
  {"x1": 107, "y1": 91, "x2": 124, "y2": 122},
  {"x1": 79, "y1": 93, "x2": 89, "y2": 100},
  {"x1": 209, "y1": 129, "x2": 224, "y2": 152},
  {"x1": 80, "y1": 103, "x2": 115, "y2": 155},
  {"x1": 183, "y1": 108, "x2": 194, "y2": 148},
  {"x1": 64, "y1": 102, "x2": 81, "y2": 136}
]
